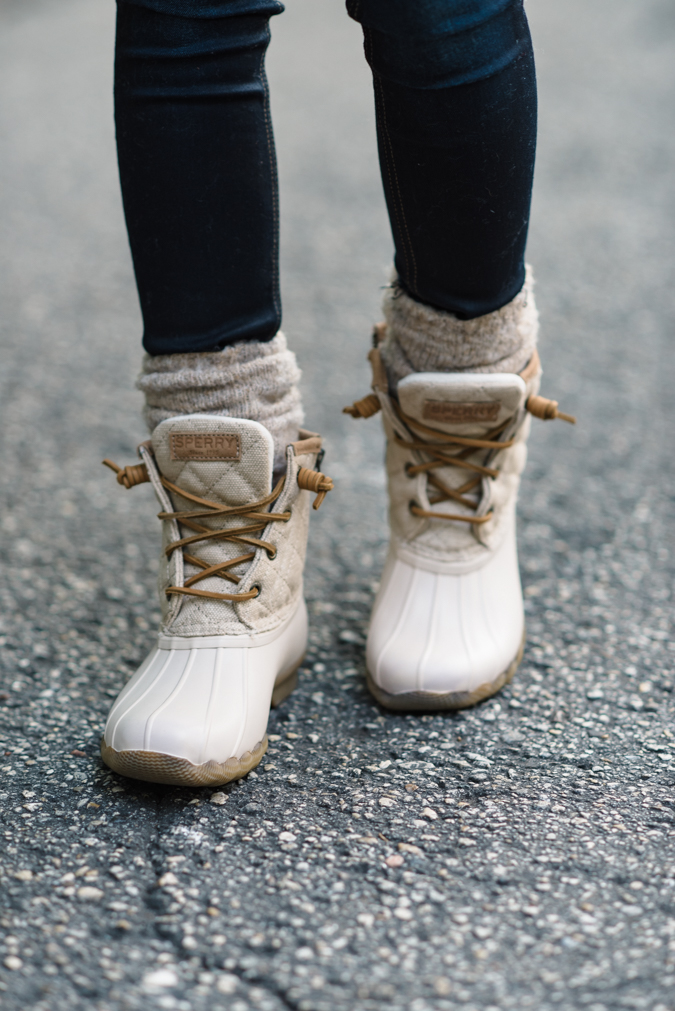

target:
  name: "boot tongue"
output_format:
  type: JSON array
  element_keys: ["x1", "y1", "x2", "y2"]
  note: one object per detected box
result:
[
  {"x1": 397, "y1": 372, "x2": 527, "y2": 437},
  {"x1": 151, "y1": 415, "x2": 275, "y2": 505}
]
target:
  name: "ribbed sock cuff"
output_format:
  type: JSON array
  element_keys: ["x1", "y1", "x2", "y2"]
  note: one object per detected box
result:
[
  {"x1": 380, "y1": 266, "x2": 538, "y2": 390},
  {"x1": 137, "y1": 332, "x2": 304, "y2": 472}
]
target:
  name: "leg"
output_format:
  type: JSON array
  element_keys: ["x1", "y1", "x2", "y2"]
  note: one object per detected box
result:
[
  {"x1": 348, "y1": 0, "x2": 537, "y2": 319},
  {"x1": 102, "y1": 1, "x2": 332, "y2": 786},
  {"x1": 115, "y1": 0, "x2": 302, "y2": 468},
  {"x1": 345, "y1": 2, "x2": 573, "y2": 709},
  {"x1": 115, "y1": 0, "x2": 283, "y2": 354}
]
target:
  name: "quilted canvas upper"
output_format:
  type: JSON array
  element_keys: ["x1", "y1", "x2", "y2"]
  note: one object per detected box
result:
[
  {"x1": 382, "y1": 368, "x2": 541, "y2": 571},
  {"x1": 146, "y1": 415, "x2": 314, "y2": 637}
]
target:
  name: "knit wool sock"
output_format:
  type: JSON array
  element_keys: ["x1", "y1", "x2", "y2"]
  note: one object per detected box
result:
[
  {"x1": 137, "y1": 332, "x2": 304, "y2": 472},
  {"x1": 380, "y1": 265, "x2": 538, "y2": 390}
]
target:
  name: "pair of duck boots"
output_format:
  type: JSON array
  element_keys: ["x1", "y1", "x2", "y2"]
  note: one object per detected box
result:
[{"x1": 101, "y1": 344, "x2": 572, "y2": 787}]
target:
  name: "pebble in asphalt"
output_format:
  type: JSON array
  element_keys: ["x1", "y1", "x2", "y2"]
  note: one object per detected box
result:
[{"x1": 0, "y1": 0, "x2": 674, "y2": 1009}]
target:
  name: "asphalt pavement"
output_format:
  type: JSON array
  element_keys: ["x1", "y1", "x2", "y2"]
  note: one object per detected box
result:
[{"x1": 1, "y1": 1, "x2": 675, "y2": 1009}]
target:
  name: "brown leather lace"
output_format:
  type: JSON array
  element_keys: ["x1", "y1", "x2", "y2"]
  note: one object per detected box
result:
[
  {"x1": 392, "y1": 402, "x2": 514, "y2": 525},
  {"x1": 343, "y1": 368, "x2": 576, "y2": 526},
  {"x1": 103, "y1": 459, "x2": 333, "y2": 601},
  {"x1": 159, "y1": 476, "x2": 291, "y2": 601}
]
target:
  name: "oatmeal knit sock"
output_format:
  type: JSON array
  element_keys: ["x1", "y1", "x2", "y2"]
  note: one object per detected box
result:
[
  {"x1": 380, "y1": 265, "x2": 538, "y2": 391},
  {"x1": 137, "y1": 333, "x2": 304, "y2": 472}
]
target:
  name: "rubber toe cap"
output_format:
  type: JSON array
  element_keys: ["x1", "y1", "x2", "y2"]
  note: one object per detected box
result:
[{"x1": 367, "y1": 532, "x2": 524, "y2": 697}]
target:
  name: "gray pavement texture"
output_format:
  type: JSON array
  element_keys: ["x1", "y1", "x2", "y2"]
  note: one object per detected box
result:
[{"x1": 0, "y1": 0, "x2": 675, "y2": 1009}]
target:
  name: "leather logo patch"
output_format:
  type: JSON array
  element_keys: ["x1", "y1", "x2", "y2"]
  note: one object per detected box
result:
[
  {"x1": 169, "y1": 432, "x2": 241, "y2": 461},
  {"x1": 422, "y1": 401, "x2": 500, "y2": 423}
]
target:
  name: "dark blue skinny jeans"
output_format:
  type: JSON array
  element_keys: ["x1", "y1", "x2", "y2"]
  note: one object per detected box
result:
[{"x1": 115, "y1": 0, "x2": 537, "y2": 355}]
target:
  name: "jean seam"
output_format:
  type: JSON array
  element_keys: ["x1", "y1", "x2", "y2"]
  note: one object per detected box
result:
[
  {"x1": 259, "y1": 29, "x2": 280, "y2": 329},
  {"x1": 364, "y1": 26, "x2": 417, "y2": 294},
  {"x1": 374, "y1": 73, "x2": 417, "y2": 296}
]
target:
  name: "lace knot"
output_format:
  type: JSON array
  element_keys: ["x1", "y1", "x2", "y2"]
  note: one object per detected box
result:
[
  {"x1": 102, "y1": 459, "x2": 149, "y2": 489},
  {"x1": 343, "y1": 394, "x2": 381, "y2": 419},
  {"x1": 526, "y1": 395, "x2": 576, "y2": 424},
  {"x1": 297, "y1": 467, "x2": 334, "y2": 509}
]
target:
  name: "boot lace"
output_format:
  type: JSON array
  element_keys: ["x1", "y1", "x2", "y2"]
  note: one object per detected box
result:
[
  {"x1": 344, "y1": 381, "x2": 575, "y2": 526},
  {"x1": 103, "y1": 458, "x2": 333, "y2": 601},
  {"x1": 392, "y1": 403, "x2": 515, "y2": 525}
]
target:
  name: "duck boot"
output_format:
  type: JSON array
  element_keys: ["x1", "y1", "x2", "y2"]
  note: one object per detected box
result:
[
  {"x1": 100, "y1": 414, "x2": 332, "y2": 785},
  {"x1": 345, "y1": 342, "x2": 574, "y2": 711}
]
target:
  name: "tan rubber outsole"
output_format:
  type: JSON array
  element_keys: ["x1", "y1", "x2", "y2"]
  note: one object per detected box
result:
[
  {"x1": 100, "y1": 736, "x2": 269, "y2": 787},
  {"x1": 366, "y1": 631, "x2": 525, "y2": 712},
  {"x1": 101, "y1": 656, "x2": 303, "y2": 787}
]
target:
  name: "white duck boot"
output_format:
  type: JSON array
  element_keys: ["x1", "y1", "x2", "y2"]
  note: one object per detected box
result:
[
  {"x1": 345, "y1": 279, "x2": 574, "y2": 711},
  {"x1": 100, "y1": 415, "x2": 332, "y2": 786}
]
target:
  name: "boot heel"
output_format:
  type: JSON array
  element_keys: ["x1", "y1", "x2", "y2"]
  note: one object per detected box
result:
[{"x1": 271, "y1": 661, "x2": 302, "y2": 707}]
